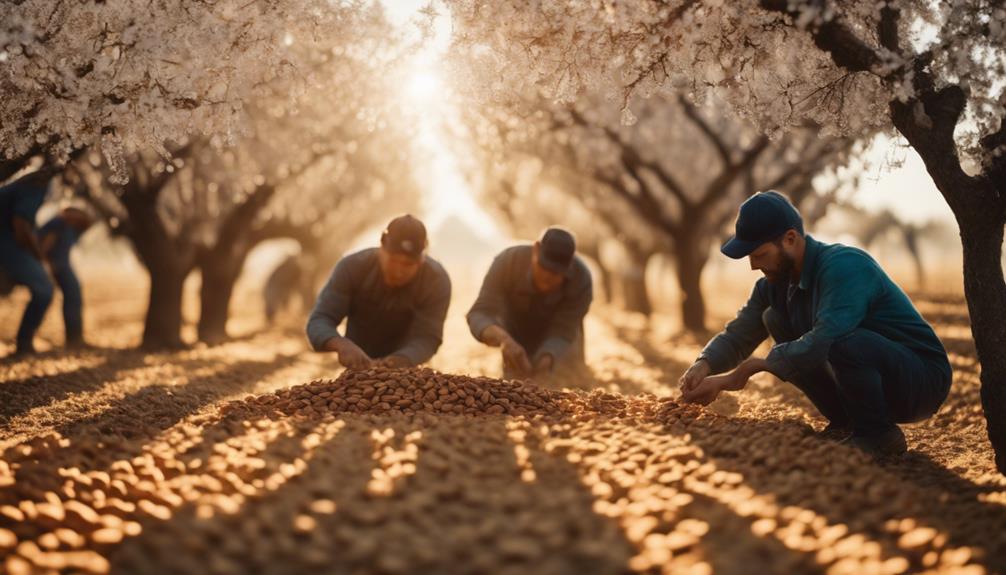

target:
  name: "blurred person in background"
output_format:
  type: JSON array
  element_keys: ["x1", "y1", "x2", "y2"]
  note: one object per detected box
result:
[
  {"x1": 264, "y1": 253, "x2": 319, "y2": 323},
  {"x1": 0, "y1": 169, "x2": 57, "y2": 356},
  {"x1": 37, "y1": 206, "x2": 95, "y2": 349}
]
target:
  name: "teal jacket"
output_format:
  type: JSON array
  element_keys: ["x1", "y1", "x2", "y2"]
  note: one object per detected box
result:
[{"x1": 698, "y1": 235, "x2": 951, "y2": 381}]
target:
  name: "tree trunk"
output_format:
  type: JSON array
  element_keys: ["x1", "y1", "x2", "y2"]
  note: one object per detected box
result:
[
  {"x1": 197, "y1": 259, "x2": 243, "y2": 345},
  {"x1": 902, "y1": 228, "x2": 926, "y2": 290},
  {"x1": 675, "y1": 238, "x2": 708, "y2": 333},
  {"x1": 143, "y1": 262, "x2": 189, "y2": 349},
  {"x1": 592, "y1": 260, "x2": 616, "y2": 304},
  {"x1": 959, "y1": 215, "x2": 1006, "y2": 474},
  {"x1": 890, "y1": 90, "x2": 1006, "y2": 474},
  {"x1": 620, "y1": 251, "x2": 652, "y2": 316}
]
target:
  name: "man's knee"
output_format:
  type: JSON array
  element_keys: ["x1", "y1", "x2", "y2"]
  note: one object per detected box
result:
[
  {"x1": 827, "y1": 329, "x2": 883, "y2": 367},
  {"x1": 28, "y1": 276, "x2": 55, "y2": 306},
  {"x1": 761, "y1": 307, "x2": 792, "y2": 343}
]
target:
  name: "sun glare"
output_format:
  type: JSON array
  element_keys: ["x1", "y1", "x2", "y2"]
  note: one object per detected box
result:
[{"x1": 406, "y1": 68, "x2": 442, "y2": 103}]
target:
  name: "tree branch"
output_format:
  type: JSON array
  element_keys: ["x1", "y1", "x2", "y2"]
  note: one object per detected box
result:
[
  {"x1": 759, "y1": 0, "x2": 885, "y2": 74},
  {"x1": 878, "y1": 1, "x2": 901, "y2": 53},
  {"x1": 678, "y1": 94, "x2": 732, "y2": 167},
  {"x1": 697, "y1": 135, "x2": 770, "y2": 213},
  {"x1": 566, "y1": 106, "x2": 691, "y2": 207}
]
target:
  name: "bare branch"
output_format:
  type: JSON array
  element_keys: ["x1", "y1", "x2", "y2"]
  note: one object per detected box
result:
[{"x1": 678, "y1": 94, "x2": 732, "y2": 167}]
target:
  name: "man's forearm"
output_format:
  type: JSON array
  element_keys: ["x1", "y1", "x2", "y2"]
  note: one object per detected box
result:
[
  {"x1": 306, "y1": 311, "x2": 344, "y2": 351},
  {"x1": 736, "y1": 357, "x2": 770, "y2": 379},
  {"x1": 39, "y1": 232, "x2": 57, "y2": 259},
  {"x1": 13, "y1": 221, "x2": 42, "y2": 260},
  {"x1": 479, "y1": 324, "x2": 513, "y2": 347},
  {"x1": 322, "y1": 335, "x2": 352, "y2": 352}
]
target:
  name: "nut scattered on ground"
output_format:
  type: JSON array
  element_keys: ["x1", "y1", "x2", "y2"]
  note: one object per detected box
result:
[{"x1": 1, "y1": 284, "x2": 1005, "y2": 574}]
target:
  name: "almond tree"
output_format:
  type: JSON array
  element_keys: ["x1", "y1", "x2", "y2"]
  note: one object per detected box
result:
[
  {"x1": 34, "y1": 1, "x2": 421, "y2": 348},
  {"x1": 446, "y1": 0, "x2": 1006, "y2": 472},
  {"x1": 463, "y1": 91, "x2": 856, "y2": 330},
  {"x1": 0, "y1": 0, "x2": 379, "y2": 183}
]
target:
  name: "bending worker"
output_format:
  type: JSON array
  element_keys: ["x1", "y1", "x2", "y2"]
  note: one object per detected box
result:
[
  {"x1": 306, "y1": 215, "x2": 451, "y2": 369},
  {"x1": 0, "y1": 169, "x2": 54, "y2": 356},
  {"x1": 37, "y1": 206, "x2": 95, "y2": 348},
  {"x1": 467, "y1": 226, "x2": 593, "y2": 380},
  {"x1": 679, "y1": 191, "x2": 951, "y2": 457}
]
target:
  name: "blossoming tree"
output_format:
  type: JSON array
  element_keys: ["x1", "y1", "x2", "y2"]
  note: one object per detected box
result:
[{"x1": 447, "y1": 0, "x2": 1006, "y2": 472}]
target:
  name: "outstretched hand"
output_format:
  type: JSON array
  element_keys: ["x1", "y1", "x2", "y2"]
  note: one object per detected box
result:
[
  {"x1": 681, "y1": 371, "x2": 750, "y2": 406},
  {"x1": 678, "y1": 360, "x2": 711, "y2": 395},
  {"x1": 377, "y1": 355, "x2": 411, "y2": 369},
  {"x1": 501, "y1": 337, "x2": 532, "y2": 376},
  {"x1": 333, "y1": 338, "x2": 373, "y2": 371},
  {"x1": 531, "y1": 354, "x2": 554, "y2": 380}
]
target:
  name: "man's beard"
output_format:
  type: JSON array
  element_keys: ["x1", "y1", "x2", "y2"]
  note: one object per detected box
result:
[{"x1": 764, "y1": 251, "x2": 796, "y2": 284}]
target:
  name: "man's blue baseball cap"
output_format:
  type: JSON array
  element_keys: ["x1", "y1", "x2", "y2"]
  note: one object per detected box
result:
[{"x1": 720, "y1": 190, "x2": 804, "y2": 259}]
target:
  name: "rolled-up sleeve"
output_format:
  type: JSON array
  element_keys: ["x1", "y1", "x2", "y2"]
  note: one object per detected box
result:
[
  {"x1": 698, "y1": 282, "x2": 770, "y2": 374},
  {"x1": 466, "y1": 254, "x2": 509, "y2": 341},
  {"x1": 535, "y1": 272, "x2": 592, "y2": 363},
  {"x1": 393, "y1": 270, "x2": 452, "y2": 365},
  {"x1": 765, "y1": 254, "x2": 881, "y2": 381},
  {"x1": 306, "y1": 258, "x2": 354, "y2": 351}
]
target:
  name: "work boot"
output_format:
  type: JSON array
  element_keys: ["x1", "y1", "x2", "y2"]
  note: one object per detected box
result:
[
  {"x1": 65, "y1": 337, "x2": 92, "y2": 351},
  {"x1": 816, "y1": 421, "x2": 853, "y2": 442},
  {"x1": 843, "y1": 426, "x2": 907, "y2": 457},
  {"x1": 13, "y1": 340, "x2": 36, "y2": 357}
]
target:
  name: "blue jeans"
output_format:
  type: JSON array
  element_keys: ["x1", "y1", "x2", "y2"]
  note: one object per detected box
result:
[
  {"x1": 762, "y1": 308, "x2": 951, "y2": 436},
  {"x1": 0, "y1": 240, "x2": 53, "y2": 351},
  {"x1": 51, "y1": 261, "x2": 83, "y2": 343}
]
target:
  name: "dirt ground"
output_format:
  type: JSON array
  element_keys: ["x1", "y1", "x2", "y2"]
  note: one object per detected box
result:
[{"x1": 0, "y1": 272, "x2": 1004, "y2": 574}]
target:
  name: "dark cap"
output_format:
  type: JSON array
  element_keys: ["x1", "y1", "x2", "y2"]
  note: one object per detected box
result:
[
  {"x1": 381, "y1": 214, "x2": 428, "y2": 260},
  {"x1": 537, "y1": 227, "x2": 576, "y2": 274},
  {"x1": 721, "y1": 191, "x2": 804, "y2": 259}
]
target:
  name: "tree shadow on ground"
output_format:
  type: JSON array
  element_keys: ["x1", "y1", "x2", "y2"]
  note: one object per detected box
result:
[
  {"x1": 0, "y1": 354, "x2": 300, "y2": 501},
  {"x1": 0, "y1": 349, "x2": 151, "y2": 426},
  {"x1": 603, "y1": 323, "x2": 694, "y2": 395},
  {"x1": 664, "y1": 410, "x2": 1006, "y2": 573},
  {"x1": 106, "y1": 406, "x2": 831, "y2": 575},
  {"x1": 108, "y1": 415, "x2": 638, "y2": 574}
]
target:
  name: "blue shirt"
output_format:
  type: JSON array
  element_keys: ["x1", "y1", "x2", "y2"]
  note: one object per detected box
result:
[
  {"x1": 699, "y1": 235, "x2": 951, "y2": 380},
  {"x1": 38, "y1": 216, "x2": 80, "y2": 266},
  {"x1": 0, "y1": 178, "x2": 47, "y2": 243},
  {"x1": 306, "y1": 248, "x2": 452, "y2": 365},
  {"x1": 467, "y1": 245, "x2": 593, "y2": 363}
]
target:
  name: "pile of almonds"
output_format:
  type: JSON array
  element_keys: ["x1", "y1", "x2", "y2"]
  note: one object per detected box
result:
[{"x1": 223, "y1": 367, "x2": 565, "y2": 420}]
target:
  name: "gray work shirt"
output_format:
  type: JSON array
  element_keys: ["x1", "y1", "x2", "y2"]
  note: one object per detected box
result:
[
  {"x1": 467, "y1": 245, "x2": 593, "y2": 363},
  {"x1": 306, "y1": 248, "x2": 452, "y2": 365}
]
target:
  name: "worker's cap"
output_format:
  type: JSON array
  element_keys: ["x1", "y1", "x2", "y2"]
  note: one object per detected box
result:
[
  {"x1": 721, "y1": 190, "x2": 804, "y2": 259},
  {"x1": 381, "y1": 214, "x2": 428, "y2": 261},
  {"x1": 537, "y1": 226, "x2": 576, "y2": 274}
]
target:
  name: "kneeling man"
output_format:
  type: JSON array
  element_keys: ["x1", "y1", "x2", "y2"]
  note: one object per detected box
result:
[
  {"x1": 307, "y1": 215, "x2": 451, "y2": 370},
  {"x1": 467, "y1": 227, "x2": 592, "y2": 379},
  {"x1": 680, "y1": 191, "x2": 951, "y2": 456}
]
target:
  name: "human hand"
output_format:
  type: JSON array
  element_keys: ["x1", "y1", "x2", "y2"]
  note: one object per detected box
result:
[
  {"x1": 678, "y1": 359, "x2": 711, "y2": 395},
  {"x1": 501, "y1": 337, "x2": 532, "y2": 376},
  {"x1": 682, "y1": 371, "x2": 747, "y2": 405},
  {"x1": 377, "y1": 355, "x2": 411, "y2": 369},
  {"x1": 332, "y1": 338, "x2": 373, "y2": 370},
  {"x1": 531, "y1": 354, "x2": 554, "y2": 379}
]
